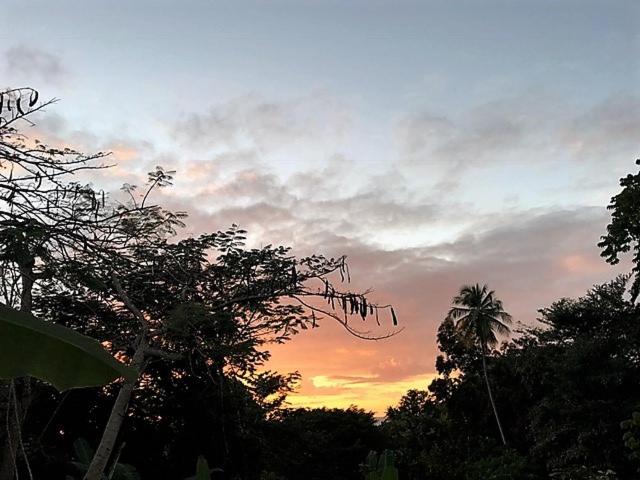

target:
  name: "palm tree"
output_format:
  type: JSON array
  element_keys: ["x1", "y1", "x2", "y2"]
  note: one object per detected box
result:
[{"x1": 447, "y1": 283, "x2": 512, "y2": 446}]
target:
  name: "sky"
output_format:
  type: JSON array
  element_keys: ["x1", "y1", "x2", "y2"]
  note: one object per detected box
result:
[{"x1": 2, "y1": 0, "x2": 639, "y2": 414}]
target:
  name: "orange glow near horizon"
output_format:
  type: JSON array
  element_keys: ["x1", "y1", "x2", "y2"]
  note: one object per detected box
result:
[
  {"x1": 282, "y1": 373, "x2": 438, "y2": 415},
  {"x1": 264, "y1": 316, "x2": 441, "y2": 416}
]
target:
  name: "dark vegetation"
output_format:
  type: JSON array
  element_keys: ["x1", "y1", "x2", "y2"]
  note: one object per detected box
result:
[{"x1": 1, "y1": 88, "x2": 639, "y2": 479}]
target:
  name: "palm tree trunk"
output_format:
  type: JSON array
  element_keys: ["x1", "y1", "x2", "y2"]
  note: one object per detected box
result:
[
  {"x1": 83, "y1": 340, "x2": 145, "y2": 480},
  {"x1": 481, "y1": 349, "x2": 507, "y2": 446}
]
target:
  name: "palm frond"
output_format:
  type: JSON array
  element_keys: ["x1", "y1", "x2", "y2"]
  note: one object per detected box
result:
[
  {"x1": 446, "y1": 306, "x2": 471, "y2": 320},
  {"x1": 447, "y1": 283, "x2": 512, "y2": 349},
  {"x1": 489, "y1": 318, "x2": 511, "y2": 336}
]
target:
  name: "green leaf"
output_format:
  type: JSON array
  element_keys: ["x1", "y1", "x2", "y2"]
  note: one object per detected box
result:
[
  {"x1": 381, "y1": 465, "x2": 399, "y2": 480},
  {"x1": 0, "y1": 303, "x2": 136, "y2": 390},
  {"x1": 183, "y1": 460, "x2": 222, "y2": 480},
  {"x1": 195, "y1": 456, "x2": 210, "y2": 480},
  {"x1": 111, "y1": 464, "x2": 141, "y2": 480},
  {"x1": 73, "y1": 438, "x2": 94, "y2": 465}
]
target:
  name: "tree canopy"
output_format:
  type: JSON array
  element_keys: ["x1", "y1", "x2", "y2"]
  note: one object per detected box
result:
[
  {"x1": 599, "y1": 159, "x2": 640, "y2": 301},
  {"x1": 0, "y1": 87, "x2": 399, "y2": 480}
]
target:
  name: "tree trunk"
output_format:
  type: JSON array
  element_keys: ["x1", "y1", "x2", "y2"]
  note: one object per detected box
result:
[
  {"x1": 18, "y1": 264, "x2": 34, "y2": 313},
  {"x1": 83, "y1": 340, "x2": 146, "y2": 480},
  {"x1": 481, "y1": 350, "x2": 507, "y2": 446},
  {"x1": 0, "y1": 263, "x2": 35, "y2": 480},
  {"x1": 0, "y1": 383, "x2": 19, "y2": 480}
]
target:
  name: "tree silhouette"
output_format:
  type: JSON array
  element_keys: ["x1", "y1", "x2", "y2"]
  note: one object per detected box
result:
[
  {"x1": 0, "y1": 86, "x2": 401, "y2": 480},
  {"x1": 0, "y1": 87, "x2": 158, "y2": 480},
  {"x1": 599, "y1": 159, "x2": 640, "y2": 302},
  {"x1": 446, "y1": 283, "x2": 512, "y2": 446}
]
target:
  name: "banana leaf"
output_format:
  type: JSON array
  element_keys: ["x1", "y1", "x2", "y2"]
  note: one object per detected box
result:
[{"x1": 0, "y1": 303, "x2": 135, "y2": 390}]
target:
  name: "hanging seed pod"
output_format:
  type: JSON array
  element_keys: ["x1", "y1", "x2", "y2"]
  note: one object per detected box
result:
[
  {"x1": 375, "y1": 308, "x2": 380, "y2": 326},
  {"x1": 312, "y1": 311, "x2": 317, "y2": 328},
  {"x1": 29, "y1": 89, "x2": 39, "y2": 107},
  {"x1": 342, "y1": 296, "x2": 347, "y2": 312},
  {"x1": 16, "y1": 96, "x2": 25, "y2": 115},
  {"x1": 391, "y1": 307, "x2": 398, "y2": 326},
  {"x1": 324, "y1": 279, "x2": 329, "y2": 298}
]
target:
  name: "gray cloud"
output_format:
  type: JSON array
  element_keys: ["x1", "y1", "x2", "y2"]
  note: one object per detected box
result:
[
  {"x1": 160, "y1": 161, "x2": 448, "y2": 250},
  {"x1": 173, "y1": 92, "x2": 352, "y2": 153},
  {"x1": 396, "y1": 93, "x2": 640, "y2": 171},
  {"x1": 558, "y1": 93, "x2": 640, "y2": 159},
  {"x1": 3, "y1": 45, "x2": 67, "y2": 86}
]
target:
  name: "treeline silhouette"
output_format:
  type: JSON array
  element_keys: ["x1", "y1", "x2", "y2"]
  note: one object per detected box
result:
[{"x1": 1, "y1": 89, "x2": 639, "y2": 480}]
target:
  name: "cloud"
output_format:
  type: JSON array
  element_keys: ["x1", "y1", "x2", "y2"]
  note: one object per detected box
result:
[
  {"x1": 3, "y1": 45, "x2": 67, "y2": 86},
  {"x1": 15, "y1": 111, "x2": 159, "y2": 190},
  {"x1": 163, "y1": 174, "x2": 452, "y2": 253},
  {"x1": 395, "y1": 93, "x2": 640, "y2": 172},
  {"x1": 558, "y1": 93, "x2": 640, "y2": 159},
  {"x1": 173, "y1": 91, "x2": 352, "y2": 154}
]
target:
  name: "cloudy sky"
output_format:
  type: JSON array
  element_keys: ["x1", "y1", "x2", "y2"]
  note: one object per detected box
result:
[{"x1": 2, "y1": 0, "x2": 639, "y2": 413}]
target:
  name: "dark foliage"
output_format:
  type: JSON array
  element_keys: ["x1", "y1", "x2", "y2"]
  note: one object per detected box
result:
[
  {"x1": 384, "y1": 276, "x2": 640, "y2": 479},
  {"x1": 599, "y1": 159, "x2": 640, "y2": 301},
  {"x1": 262, "y1": 407, "x2": 386, "y2": 480}
]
